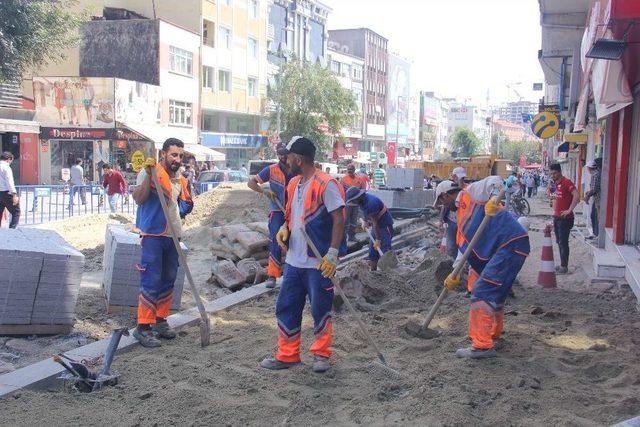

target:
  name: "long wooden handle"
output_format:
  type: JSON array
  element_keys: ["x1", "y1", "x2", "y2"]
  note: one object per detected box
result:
[
  {"x1": 299, "y1": 227, "x2": 387, "y2": 364},
  {"x1": 421, "y1": 188, "x2": 506, "y2": 330},
  {"x1": 359, "y1": 218, "x2": 384, "y2": 257},
  {"x1": 150, "y1": 168, "x2": 208, "y2": 322}
]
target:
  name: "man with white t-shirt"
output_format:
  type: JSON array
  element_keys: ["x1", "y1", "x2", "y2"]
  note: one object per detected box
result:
[{"x1": 260, "y1": 136, "x2": 346, "y2": 374}]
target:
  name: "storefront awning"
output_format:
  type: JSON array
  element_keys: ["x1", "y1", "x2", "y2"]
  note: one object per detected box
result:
[{"x1": 154, "y1": 142, "x2": 225, "y2": 162}]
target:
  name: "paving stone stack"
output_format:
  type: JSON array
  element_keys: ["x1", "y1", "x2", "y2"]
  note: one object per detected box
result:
[
  {"x1": 0, "y1": 228, "x2": 84, "y2": 329},
  {"x1": 103, "y1": 225, "x2": 185, "y2": 310}
]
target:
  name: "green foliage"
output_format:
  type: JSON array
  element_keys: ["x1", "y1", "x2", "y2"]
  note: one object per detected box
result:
[
  {"x1": 451, "y1": 127, "x2": 482, "y2": 157},
  {"x1": 268, "y1": 59, "x2": 358, "y2": 160},
  {"x1": 499, "y1": 138, "x2": 542, "y2": 164},
  {"x1": 0, "y1": 0, "x2": 83, "y2": 83}
]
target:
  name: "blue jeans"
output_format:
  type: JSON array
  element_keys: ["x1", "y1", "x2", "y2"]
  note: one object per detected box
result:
[{"x1": 68, "y1": 185, "x2": 86, "y2": 208}]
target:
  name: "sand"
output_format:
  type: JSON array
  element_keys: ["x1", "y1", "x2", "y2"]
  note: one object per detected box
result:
[{"x1": 3, "y1": 213, "x2": 640, "y2": 425}]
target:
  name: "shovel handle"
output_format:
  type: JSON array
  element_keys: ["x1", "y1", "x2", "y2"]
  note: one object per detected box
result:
[
  {"x1": 149, "y1": 168, "x2": 209, "y2": 326},
  {"x1": 299, "y1": 227, "x2": 387, "y2": 363},
  {"x1": 359, "y1": 219, "x2": 385, "y2": 257},
  {"x1": 421, "y1": 188, "x2": 506, "y2": 330}
]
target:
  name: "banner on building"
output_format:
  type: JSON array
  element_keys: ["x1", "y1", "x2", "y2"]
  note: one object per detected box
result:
[
  {"x1": 201, "y1": 133, "x2": 266, "y2": 148},
  {"x1": 387, "y1": 53, "x2": 411, "y2": 139},
  {"x1": 387, "y1": 141, "x2": 397, "y2": 166}
]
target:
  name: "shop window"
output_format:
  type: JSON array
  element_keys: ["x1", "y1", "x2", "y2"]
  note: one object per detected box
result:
[
  {"x1": 169, "y1": 46, "x2": 193, "y2": 76},
  {"x1": 218, "y1": 70, "x2": 231, "y2": 92},
  {"x1": 248, "y1": 77, "x2": 257, "y2": 97},
  {"x1": 219, "y1": 26, "x2": 232, "y2": 49},
  {"x1": 169, "y1": 100, "x2": 192, "y2": 126},
  {"x1": 203, "y1": 20, "x2": 215, "y2": 48},
  {"x1": 203, "y1": 66, "x2": 215, "y2": 90}
]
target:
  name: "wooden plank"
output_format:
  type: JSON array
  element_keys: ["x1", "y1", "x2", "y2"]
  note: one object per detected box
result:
[{"x1": 0, "y1": 324, "x2": 73, "y2": 336}]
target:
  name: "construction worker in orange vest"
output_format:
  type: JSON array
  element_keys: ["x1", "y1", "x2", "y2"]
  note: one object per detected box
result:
[
  {"x1": 340, "y1": 163, "x2": 366, "y2": 242},
  {"x1": 248, "y1": 143, "x2": 294, "y2": 288},
  {"x1": 440, "y1": 176, "x2": 529, "y2": 359},
  {"x1": 260, "y1": 136, "x2": 346, "y2": 374}
]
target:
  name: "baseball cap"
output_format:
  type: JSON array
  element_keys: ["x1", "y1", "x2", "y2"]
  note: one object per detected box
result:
[
  {"x1": 433, "y1": 180, "x2": 458, "y2": 206},
  {"x1": 345, "y1": 186, "x2": 366, "y2": 206},
  {"x1": 586, "y1": 160, "x2": 597, "y2": 168},
  {"x1": 284, "y1": 136, "x2": 316, "y2": 159},
  {"x1": 452, "y1": 167, "x2": 466, "y2": 179},
  {"x1": 276, "y1": 143, "x2": 288, "y2": 155}
]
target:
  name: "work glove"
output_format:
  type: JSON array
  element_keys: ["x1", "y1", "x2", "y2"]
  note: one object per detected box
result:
[
  {"x1": 484, "y1": 196, "x2": 500, "y2": 217},
  {"x1": 444, "y1": 273, "x2": 461, "y2": 291},
  {"x1": 144, "y1": 157, "x2": 157, "y2": 171},
  {"x1": 276, "y1": 225, "x2": 289, "y2": 250},
  {"x1": 319, "y1": 247, "x2": 339, "y2": 278},
  {"x1": 373, "y1": 240, "x2": 381, "y2": 251}
]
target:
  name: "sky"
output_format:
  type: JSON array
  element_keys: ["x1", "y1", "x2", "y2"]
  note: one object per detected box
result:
[{"x1": 322, "y1": 0, "x2": 545, "y2": 107}]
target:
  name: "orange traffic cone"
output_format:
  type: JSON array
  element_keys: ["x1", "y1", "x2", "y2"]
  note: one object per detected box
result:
[
  {"x1": 439, "y1": 230, "x2": 447, "y2": 254},
  {"x1": 537, "y1": 224, "x2": 557, "y2": 288}
]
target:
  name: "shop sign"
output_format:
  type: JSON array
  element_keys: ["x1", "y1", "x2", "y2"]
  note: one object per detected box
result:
[
  {"x1": 201, "y1": 133, "x2": 266, "y2": 148},
  {"x1": 531, "y1": 112, "x2": 560, "y2": 139},
  {"x1": 131, "y1": 150, "x2": 145, "y2": 172},
  {"x1": 538, "y1": 104, "x2": 559, "y2": 113},
  {"x1": 34, "y1": 187, "x2": 51, "y2": 197},
  {"x1": 61, "y1": 168, "x2": 70, "y2": 182},
  {"x1": 42, "y1": 127, "x2": 113, "y2": 140},
  {"x1": 115, "y1": 128, "x2": 148, "y2": 142}
]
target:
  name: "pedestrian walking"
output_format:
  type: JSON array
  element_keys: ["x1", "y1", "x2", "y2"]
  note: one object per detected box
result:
[
  {"x1": 247, "y1": 143, "x2": 294, "y2": 288},
  {"x1": 240, "y1": 164, "x2": 248, "y2": 175},
  {"x1": 102, "y1": 164, "x2": 127, "y2": 213},
  {"x1": 339, "y1": 163, "x2": 366, "y2": 242},
  {"x1": 0, "y1": 152, "x2": 20, "y2": 228},
  {"x1": 549, "y1": 163, "x2": 579, "y2": 274},
  {"x1": 131, "y1": 138, "x2": 194, "y2": 347},
  {"x1": 373, "y1": 163, "x2": 386, "y2": 188},
  {"x1": 584, "y1": 159, "x2": 601, "y2": 238},
  {"x1": 525, "y1": 174, "x2": 535, "y2": 198},
  {"x1": 68, "y1": 158, "x2": 87, "y2": 210},
  {"x1": 260, "y1": 136, "x2": 346, "y2": 374}
]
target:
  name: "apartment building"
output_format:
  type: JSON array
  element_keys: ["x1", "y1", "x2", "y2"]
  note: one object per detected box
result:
[{"x1": 328, "y1": 28, "x2": 388, "y2": 153}]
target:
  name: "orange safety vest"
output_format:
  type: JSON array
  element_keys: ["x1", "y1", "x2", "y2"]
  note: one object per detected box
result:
[{"x1": 285, "y1": 171, "x2": 348, "y2": 257}]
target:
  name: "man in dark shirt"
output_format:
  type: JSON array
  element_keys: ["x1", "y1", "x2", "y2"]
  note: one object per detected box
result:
[
  {"x1": 102, "y1": 164, "x2": 127, "y2": 213},
  {"x1": 549, "y1": 163, "x2": 579, "y2": 274}
]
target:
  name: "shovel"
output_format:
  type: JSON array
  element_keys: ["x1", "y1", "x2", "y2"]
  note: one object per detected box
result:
[
  {"x1": 358, "y1": 218, "x2": 398, "y2": 270},
  {"x1": 405, "y1": 189, "x2": 506, "y2": 340},
  {"x1": 150, "y1": 167, "x2": 211, "y2": 347}
]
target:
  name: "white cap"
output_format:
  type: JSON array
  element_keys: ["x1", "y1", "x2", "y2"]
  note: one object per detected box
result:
[
  {"x1": 433, "y1": 180, "x2": 457, "y2": 206},
  {"x1": 452, "y1": 167, "x2": 466, "y2": 179},
  {"x1": 586, "y1": 160, "x2": 597, "y2": 168}
]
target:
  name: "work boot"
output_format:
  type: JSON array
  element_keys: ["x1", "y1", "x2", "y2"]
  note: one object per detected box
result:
[
  {"x1": 265, "y1": 277, "x2": 276, "y2": 289},
  {"x1": 133, "y1": 326, "x2": 161, "y2": 348},
  {"x1": 312, "y1": 356, "x2": 331, "y2": 374},
  {"x1": 455, "y1": 347, "x2": 497, "y2": 359},
  {"x1": 555, "y1": 266, "x2": 568, "y2": 275},
  {"x1": 260, "y1": 357, "x2": 301, "y2": 370},
  {"x1": 152, "y1": 319, "x2": 176, "y2": 339}
]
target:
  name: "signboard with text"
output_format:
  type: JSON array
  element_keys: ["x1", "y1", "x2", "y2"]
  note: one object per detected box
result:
[{"x1": 201, "y1": 133, "x2": 266, "y2": 149}]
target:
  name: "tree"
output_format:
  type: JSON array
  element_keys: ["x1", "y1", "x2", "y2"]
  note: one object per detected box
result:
[
  {"x1": 268, "y1": 59, "x2": 358, "y2": 159},
  {"x1": 0, "y1": 0, "x2": 83, "y2": 83},
  {"x1": 499, "y1": 138, "x2": 542, "y2": 164},
  {"x1": 451, "y1": 127, "x2": 481, "y2": 157}
]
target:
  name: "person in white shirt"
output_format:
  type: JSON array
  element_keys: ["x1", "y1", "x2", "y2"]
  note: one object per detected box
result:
[
  {"x1": 0, "y1": 152, "x2": 20, "y2": 228},
  {"x1": 68, "y1": 158, "x2": 87, "y2": 209},
  {"x1": 240, "y1": 164, "x2": 248, "y2": 175},
  {"x1": 260, "y1": 136, "x2": 346, "y2": 374}
]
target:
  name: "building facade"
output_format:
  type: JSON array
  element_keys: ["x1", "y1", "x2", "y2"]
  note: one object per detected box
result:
[
  {"x1": 327, "y1": 44, "x2": 364, "y2": 161},
  {"x1": 447, "y1": 103, "x2": 490, "y2": 155},
  {"x1": 328, "y1": 28, "x2": 388, "y2": 155},
  {"x1": 494, "y1": 101, "x2": 538, "y2": 126}
]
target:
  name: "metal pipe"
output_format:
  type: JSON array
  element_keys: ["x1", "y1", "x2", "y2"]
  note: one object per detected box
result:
[{"x1": 92, "y1": 328, "x2": 128, "y2": 391}]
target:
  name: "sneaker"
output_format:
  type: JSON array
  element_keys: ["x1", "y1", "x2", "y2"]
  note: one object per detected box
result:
[
  {"x1": 455, "y1": 347, "x2": 497, "y2": 359},
  {"x1": 133, "y1": 326, "x2": 161, "y2": 348},
  {"x1": 312, "y1": 356, "x2": 331, "y2": 373},
  {"x1": 152, "y1": 319, "x2": 176, "y2": 339},
  {"x1": 555, "y1": 266, "x2": 568, "y2": 275},
  {"x1": 265, "y1": 278, "x2": 276, "y2": 289},
  {"x1": 259, "y1": 357, "x2": 301, "y2": 370}
]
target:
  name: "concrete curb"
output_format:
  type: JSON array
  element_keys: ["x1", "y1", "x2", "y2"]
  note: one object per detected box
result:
[{"x1": 0, "y1": 281, "x2": 276, "y2": 398}]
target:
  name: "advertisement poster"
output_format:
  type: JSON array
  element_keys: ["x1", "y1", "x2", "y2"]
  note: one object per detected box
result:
[
  {"x1": 387, "y1": 53, "x2": 411, "y2": 140},
  {"x1": 33, "y1": 77, "x2": 114, "y2": 128},
  {"x1": 114, "y1": 79, "x2": 162, "y2": 127}
]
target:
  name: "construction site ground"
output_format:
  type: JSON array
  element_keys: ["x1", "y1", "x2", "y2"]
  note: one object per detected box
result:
[{"x1": 2, "y1": 188, "x2": 640, "y2": 425}]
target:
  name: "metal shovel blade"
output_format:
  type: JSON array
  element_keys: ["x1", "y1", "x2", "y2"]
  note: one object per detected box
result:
[
  {"x1": 200, "y1": 317, "x2": 211, "y2": 347},
  {"x1": 378, "y1": 250, "x2": 398, "y2": 270}
]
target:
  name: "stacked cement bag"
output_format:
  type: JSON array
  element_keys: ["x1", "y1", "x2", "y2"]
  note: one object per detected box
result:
[{"x1": 210, "y1": 222, "x2": 269, "y2": 289}]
